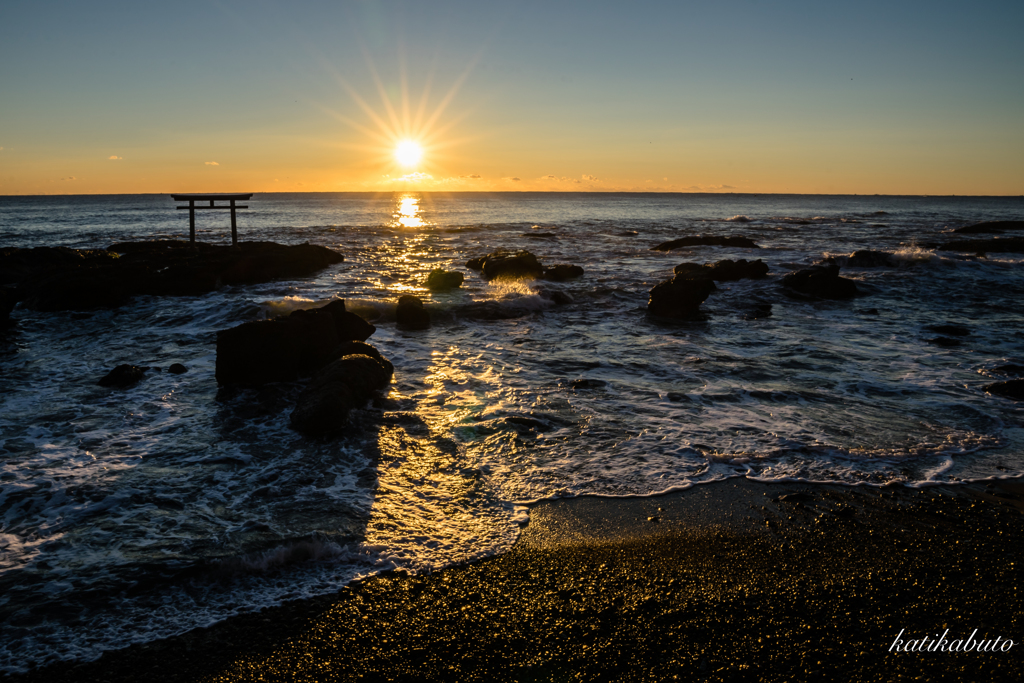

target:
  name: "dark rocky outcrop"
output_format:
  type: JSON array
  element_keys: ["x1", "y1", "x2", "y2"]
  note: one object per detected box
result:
[
  {"x1": 215, "y1": 300, "x2": 374, "y2": 386},
  {"x1": 990, "y1": 364, "x2": 1024, "y2": 377},
  {"x1": 952, "y1": 221, "x2": 1024, "y2": 234},
  {"x1": 168, "y1": 363, "x2": 188, "y2": 375},
  {"x1": 936, "y1": 238, "x2": 1024, "y2": 254},
  {"x1": 541, "y1": 264, "x2": 585, "y2": 282},
  {"x1": 983, "y1": 379, "x2": 1024, "y2": 400},
  {"x1": 781, "y1": 264, "x2": 858, "y2": 300},
  {"x1": 648, "y1": 275, "x2": 717, "y2": 319},
  {"x1": 673, "y1": 258, "x2": 769, "y2": 281},
  {"x1": 98, "y1": 364, "x2": 146, "y2": 388},
  {"x1": 426, "y1": 268, "x2": 464, "y2": 290},
  {"x1": 330, "y1": 341, "x2": 395, "y2": 377},
  {"x1": 396, "y1": 295, "x2": 430, "y2": 330},
  {"x1": 466, "y1": 250, "x2": 544, "y2": 280},
  {"x1": 2, "y1": 241, "x2": 344, "y2": 312},
  {"x1": 926, "y1": 324, "x2": 969, "y2": 337},
  {"x1": 289, "y1": 354, "x2": 394, "y2": 436},
  {"x1": 651, "y1": 236, "x2": 760, "y2": 251}
]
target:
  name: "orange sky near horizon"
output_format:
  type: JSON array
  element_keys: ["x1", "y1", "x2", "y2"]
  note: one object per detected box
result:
[{"x1": 1, "y1": 1, "x2": 1022, "y2": 197}]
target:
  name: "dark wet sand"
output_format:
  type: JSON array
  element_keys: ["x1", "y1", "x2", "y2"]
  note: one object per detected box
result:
[{"x1": 11, "y1": 478, "x2": 1023, "y2": 682}]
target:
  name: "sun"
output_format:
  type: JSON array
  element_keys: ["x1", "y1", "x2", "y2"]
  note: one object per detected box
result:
[{"x1": 394, "y1": 140, "x2": 423, "y2": 168}]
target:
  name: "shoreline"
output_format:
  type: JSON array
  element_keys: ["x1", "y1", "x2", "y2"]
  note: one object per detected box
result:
[{"x1": 11, "y1": 477, "x2": 1023, "y2": 682}]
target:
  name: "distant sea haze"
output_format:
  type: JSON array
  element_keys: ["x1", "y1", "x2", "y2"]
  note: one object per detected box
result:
[{"x1": 1, "y1": 192, "x2": 1022, "y2": 672}]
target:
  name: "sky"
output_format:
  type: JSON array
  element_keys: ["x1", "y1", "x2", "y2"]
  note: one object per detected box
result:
[{"x1": 1, "y1": 0, "x2": 1022, "y2": 195}]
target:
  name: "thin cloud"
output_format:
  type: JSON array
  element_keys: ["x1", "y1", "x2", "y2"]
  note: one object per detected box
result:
[
  {"x1": 460, "y1": 174, "x2": 482, "y2": 179},
  {"x1": 582, "y1": 174, "x2": 599, "y2": 182},
  {"x1": 541, "y1": 175, "x2": 558, "y2": 181},
  {"x1": 503, "y1": 177, "x2": 521, "y2": 182},
  {"x1": 205, "y1": 161, "x2": 219, "y2": 166},
  {"x1": 686, "y1": 184, "x2": 737, "y2": 191},
  {"x1": 108, "y1": 156, "x2": 122, "y2": 160},
  {"x1": 388, "y1": 172, "x2": 433, "y2": 183},
  {"x1": 61, "y1": 176, "x2": 76, "y2": 181}
]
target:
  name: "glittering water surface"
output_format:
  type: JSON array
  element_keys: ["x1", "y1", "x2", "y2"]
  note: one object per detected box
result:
[{"x1": 1, "y1": 193, "x2": 1023, "y2": 671}]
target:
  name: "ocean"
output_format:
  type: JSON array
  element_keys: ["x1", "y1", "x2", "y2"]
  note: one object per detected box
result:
[{"x1": 1, "y1": 192, "x2": 1022, "y2": 672}]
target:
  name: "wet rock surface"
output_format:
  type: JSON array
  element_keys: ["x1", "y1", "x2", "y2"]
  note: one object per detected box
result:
[
  {"x1": 425, "y1": 268, "x2": 464, "y2": 290},
  {"x1": 651, "y1": 235, "x2": 760, "y2": 251},
  {"x1": 466, "y1": 250, "x2": 584, "y2": 282},
  {"x1": 97, "y1": 364, "x2": 147, "y2": 388},
  {"x1": 983, "y1": 378, "x2": 1024, "y2": 399},
  {"x1": 673, "y1": 258, "x2": 769, "y2": 281},
  {"x1": 648, "y1": 274, "x2": 717, "y2": 319},
  {"x1": 396, "y1": 295, "x2": 430, "y2": 330},
  {"x1": 781, "y1": 264, "x2": 858, "y2": 299},
  {"x1": 1, "y1": 240, "x2": 344, "y2": 312},
  {"x1": 216, "y1": 300, "x2": 375, "y2": 386},
  {"x1": 289, "y1": 353, "x2": 394, "y2": 436}
]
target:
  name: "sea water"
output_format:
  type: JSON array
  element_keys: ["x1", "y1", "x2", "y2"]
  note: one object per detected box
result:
[{"x1": 1, "y1": 192, "x2": 1022, "y2": 671}]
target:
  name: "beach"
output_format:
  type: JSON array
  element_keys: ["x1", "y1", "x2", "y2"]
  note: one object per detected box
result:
[{"x1": 9, "y1": 476, "x2": 1021, "y2": 682}]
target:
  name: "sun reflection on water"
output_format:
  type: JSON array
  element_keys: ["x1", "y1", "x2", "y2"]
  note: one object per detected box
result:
[{"x1": 394, "y1": 195, "x2": 424, "y2": 229}]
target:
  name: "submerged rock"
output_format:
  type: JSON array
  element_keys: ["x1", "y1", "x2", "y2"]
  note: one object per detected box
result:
[
  {"x1": 952, "y1": 220, "x2": 1024, "y2": 234},
  {"x1": 648, "y1": 274, "x2": 716, "y2": 319},
  {"x1": 936, "y1": 237, "x2": 1024, "y2": 254},
  {"x1": 928, "y1": 337, "x2": 962, "y2": 348},
  {"x1": 673, "y1": 258, "x2": 769, "y2": 281},
  {"x1": 216, "y1": 300, "x2": 375, "y2": 386},
  {"x1": 168, "y1": 363, "x2": 188, "y2": 374},
  {"x1": 826, "y1": 250, "x2": 895, "y2": 268},
  {"x1": 98, "y1": 364, "x2": 146, "y2": 388},
  {"x1": 651, "y1": 236, "x2": 760, "y2": 251},
  {"x1": 781, "y1": 264, "x2": 858, "y2": 300},
  {"x1": 541, "y1": 264, "x2": 585, "y2": 282},
  {"x1": 926, "y1": 324, "x2": 970, "y2": 337},
  {"x1": 990, "y1": 364, "x2": 1024, "y2": 377},
  {"x1": 426, "y1": 268, "x2": 464, "y2": 290},
  {"x1": 983, "y1": 379, "x2": 1024, "y2": 400},
  {"x1": 4, "y1": 240, "x2": 344, "y2": 312},
  {"x1": 290, "y1": 354, "x2": 394, "y2": 435},
  {"x1": 396, "y1": 295, "x2": 430, "y2": 330}
]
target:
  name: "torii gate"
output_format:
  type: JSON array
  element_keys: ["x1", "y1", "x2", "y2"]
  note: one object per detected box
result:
[{"x1": 171, "y1": 193, "x2": 254, "y2": 246}]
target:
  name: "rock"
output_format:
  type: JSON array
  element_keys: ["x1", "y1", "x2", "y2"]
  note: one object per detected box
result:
[
  {"x1": 318, "y1": 300, "x2": 376, "y2": 342},
  {"x1": 538, "y1": 289, "x2": 573, "y2": 305},
  {"x1": 465, "y1": 256, "x2": 487, "y2": 270},
  {"x1": 426, "y1": 268, "x2": 464, "y2": 290},
  {"x1": 827, "y1": 250, "x2": 894, "y2": 268},
  {"x1": 651, "y1": 236, "x2": 760, "y2": 251},
  {"x1": 541, "y1": 264, "x2": 585, "y2": 282},
  {"x1": 926, "y1": 324, "x2": 969, "y2": 337},
  {"x1": 952, "y1": 220, "x2": 1024, "y2": 234},
  {"x1": 215, "y1": 303, "x2": 375, "y2": 386},
  {"x1": 648, "y1": 274, "x2": 716, "y2": 319},
  {"x1": 396, "y1": 295, "x2": 430, "y2": 330},
  {"x1": 928, "y1": 337, "x2": 962, "y2": 348},
  {"x1": 936, "y1": 238, "x2": 1024, "y2": 254},
  {"x1": 744, "y1": 303, "x2": 773, "y2": 320},
  {"x1": 781, "y1": 264, "x2": 858, "y2": 299},
  {"x1": 983, "y1": 379, "x2": 1024, "y2": 400},
  {"x1": 990, "y1": 364, "x2": 1024, "y2": 377},
  {"x1": 473, "y1": 250, "x2": 545, "y2": 280},
  {"x1": 673, "y1": 258, "x2": 769, "y2": 281},
  {"x1": 3, "y1": 241, "x2": 344, "y2": 312},
  {"x1": 289, "y1": 354, "x2": 393, "y2": 435},
  {"x1": 329, "y1": 341, "x2": 395, "y2": 377},
  {"x1": 0, "y1": 288, "x2": 16, "y2": 327},
  {"x1": 98, "y1": 364, "x2": 146, "y2": 388},
  {"x1": 168, "y1": 363, "x2": 188, "y2": 374}
]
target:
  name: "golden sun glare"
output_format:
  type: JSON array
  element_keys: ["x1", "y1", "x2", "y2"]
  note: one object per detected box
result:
[{"x1": 394, "y1": 140, "x2": 423, "y2": 167}]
